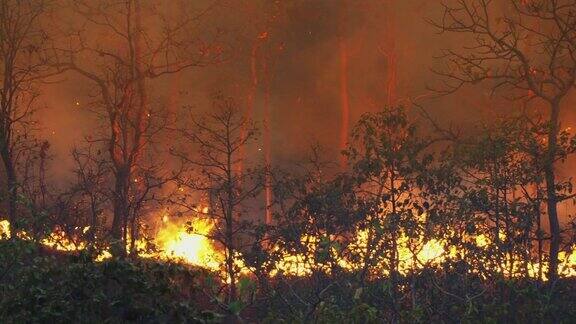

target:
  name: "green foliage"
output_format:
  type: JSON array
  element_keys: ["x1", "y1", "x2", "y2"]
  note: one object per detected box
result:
[
  {"x1": 0, "y1": 240, "x2": 222, "y2": 323},
  {"x1": 255, "y1": 271, "x2": 576, "y2": 323}
]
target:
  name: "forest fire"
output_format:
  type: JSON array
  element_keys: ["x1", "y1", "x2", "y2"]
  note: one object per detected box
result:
[
  {"x1": 150, "y1": 214, "x2": 221, "y2": 271},
  {"x1": 2, "y1": 217, "x2": 574, "y2": 281},
  {"x1": 3, "y1": 0, "x2": 576, "y2": 321}
]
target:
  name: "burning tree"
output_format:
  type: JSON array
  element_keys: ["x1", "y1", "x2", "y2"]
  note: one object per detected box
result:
[
  {"x1": 431, "y1": 0, "x2": 576, "y2": 281},
  {"x1": 272, "y1": 145, "x2": 355, "y2": 276},
  {"x1": 171, "y1": 96, "x2": 264, "y2": 304},
  {"x1": 54, "y1": 0, "x2": 224, "y2": 256}
]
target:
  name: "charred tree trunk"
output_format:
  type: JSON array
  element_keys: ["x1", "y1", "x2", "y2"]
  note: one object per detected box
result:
[
  {"x1": 225, "y1": 220, "x2": 237, "y2": 303},
  {"x1": 1, "y1": 57, "x2": 18, "y2": 232},
  {"x1": 389, "y1": 172, "x2": 400, "y2": 322},
  {"x1": 111, "y1": 165, "x2": 130, "y2": 257},
  {"x1": 263, "y1": 56, "x2": 272, "y2": 227},
  {"x1": 225, "y1": 133, "x2": 237, "y2": 303},
  {"x1": 545, "y1": 99, "x2": 561, "y2": 282},
  {"x1": 536, "y1": 184, "x2": 544, "y2": 281},
  {"x1": 1, "y1": 152, "x2": 17, "y2": 232}
]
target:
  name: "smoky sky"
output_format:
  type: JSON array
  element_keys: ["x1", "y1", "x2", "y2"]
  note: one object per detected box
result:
[{"x1": 37, "y1": 0, "x2": 576, "y2": 221}]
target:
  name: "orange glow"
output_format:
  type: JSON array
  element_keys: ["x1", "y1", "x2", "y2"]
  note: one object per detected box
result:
[
  {"x1": 151, "y1": 214, "x2": 221, "y2": 271},
  {"x1": 339, "y1": 37, "x2": 350, "y2": 169},
  {"x1": 1, "y1": 214, "x2": 574, "y2": 281},
  {"x1": 0, "y1": 220, "x2": 10, "y2": 238},
  {"x1": 40, "y1": 227, "x2": 87, "y2": 252}
]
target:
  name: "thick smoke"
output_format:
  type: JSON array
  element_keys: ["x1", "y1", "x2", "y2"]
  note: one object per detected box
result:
[{"x1": 35, "y1": 1, "x2": 576, "y2": 227}]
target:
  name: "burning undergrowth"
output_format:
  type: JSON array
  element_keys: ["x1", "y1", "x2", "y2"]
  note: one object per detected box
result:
[{"x1": 2, "y1": 215, "x2": 575, "y2": 281}]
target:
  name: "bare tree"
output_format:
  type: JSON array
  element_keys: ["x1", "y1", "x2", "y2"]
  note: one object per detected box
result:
[
  {"x1": 0, "y1": 0, "x2": 54, "y2": 231},
  {"x1": 430, "y1": 0, "x2": 576, "y2": 281},
  {"x1": 68, "y1": 144, "x2": 110, "y2": 243},
  {"x1": 54, "y1": 0, "x2": 224, "y2": 256},
  {"x1": 171, "y1": 97, "x2": 263, "y2": 304},
  {"x1": 18, "y1": 139, "x2": 51, "y2": 219}
]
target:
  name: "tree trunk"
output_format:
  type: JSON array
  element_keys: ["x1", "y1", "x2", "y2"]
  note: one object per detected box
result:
[
  {"x1": 389, "y1": 175, "x2": 400, "y2": 322},
  {"x1": 225, "y1": 137, "x2": 238, "y2": 303},
  {"x1": 338, "y1": 37, "x2": 350, "y2": 170},
  {"x1": 88, "y1": 195, "x2": 99, "y2": 243},
  {"x1": 111, "y1": 166, "x2": 130, "y2": 257},
  {"x1": 263, "y1": 54, "x2": 272, "y2": 227},
  {"x1": 225, "y1": 210, "x2": 237, "y2": 302},
  {"x1": 536, "y1": 186, "x2": 543, "y2": 281},
  {"x1": 226, "y1": 237, "x2": 237, "y2": 303},
  {"x1": 0, "y1": 135, "x2": 17, "y2": 227},
  {"x1": 545, "y1": 100, "x2": 561, "y2": 282},
  {"x1": 3, "y1": 155, "x2": 17, "y2": 233},
  {"x1": 239, "y1": 39, "x2": 259, "y2": 177}
]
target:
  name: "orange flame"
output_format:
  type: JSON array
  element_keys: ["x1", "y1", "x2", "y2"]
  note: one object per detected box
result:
[{"x1": 1, "y1": 215, "x2": 574, "y2": 281}]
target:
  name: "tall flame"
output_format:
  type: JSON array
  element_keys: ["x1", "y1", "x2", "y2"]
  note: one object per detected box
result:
[{"x1": 152, "y1": 215, "x2": 221, "y2": 271}]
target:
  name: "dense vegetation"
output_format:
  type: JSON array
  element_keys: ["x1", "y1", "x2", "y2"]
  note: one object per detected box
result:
[
  {"x1": 0, "y1": 240, "x2": 220, "y2": 323},
  {"x1": 2, "y1": 106, "x2": 576, "y2": 323},
  {"x1": 1, "y1": 239, "x2": 575, "y2": 323}
]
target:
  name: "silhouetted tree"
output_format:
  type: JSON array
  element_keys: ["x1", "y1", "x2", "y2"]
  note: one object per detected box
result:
[
  {"x1": 171, "y1": 96, "x2": 264, "y2": 305},
  {"x1": 0, "y1": 0, "x2": 54, "y2": 231},
  {"x1": 431, "y1": 0, "x2": 576, "y2": 281},
  {"x1": 55, "y1": 0, "x2": 224, "y2": 256},
  {"x1": 344, "y1": 106, "x2": 438, "y2": 318}
]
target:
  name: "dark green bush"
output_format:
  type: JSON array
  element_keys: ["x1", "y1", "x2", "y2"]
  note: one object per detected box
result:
[{"x1": 0, "y1": 239, "x2": 222, "y2": 323}]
